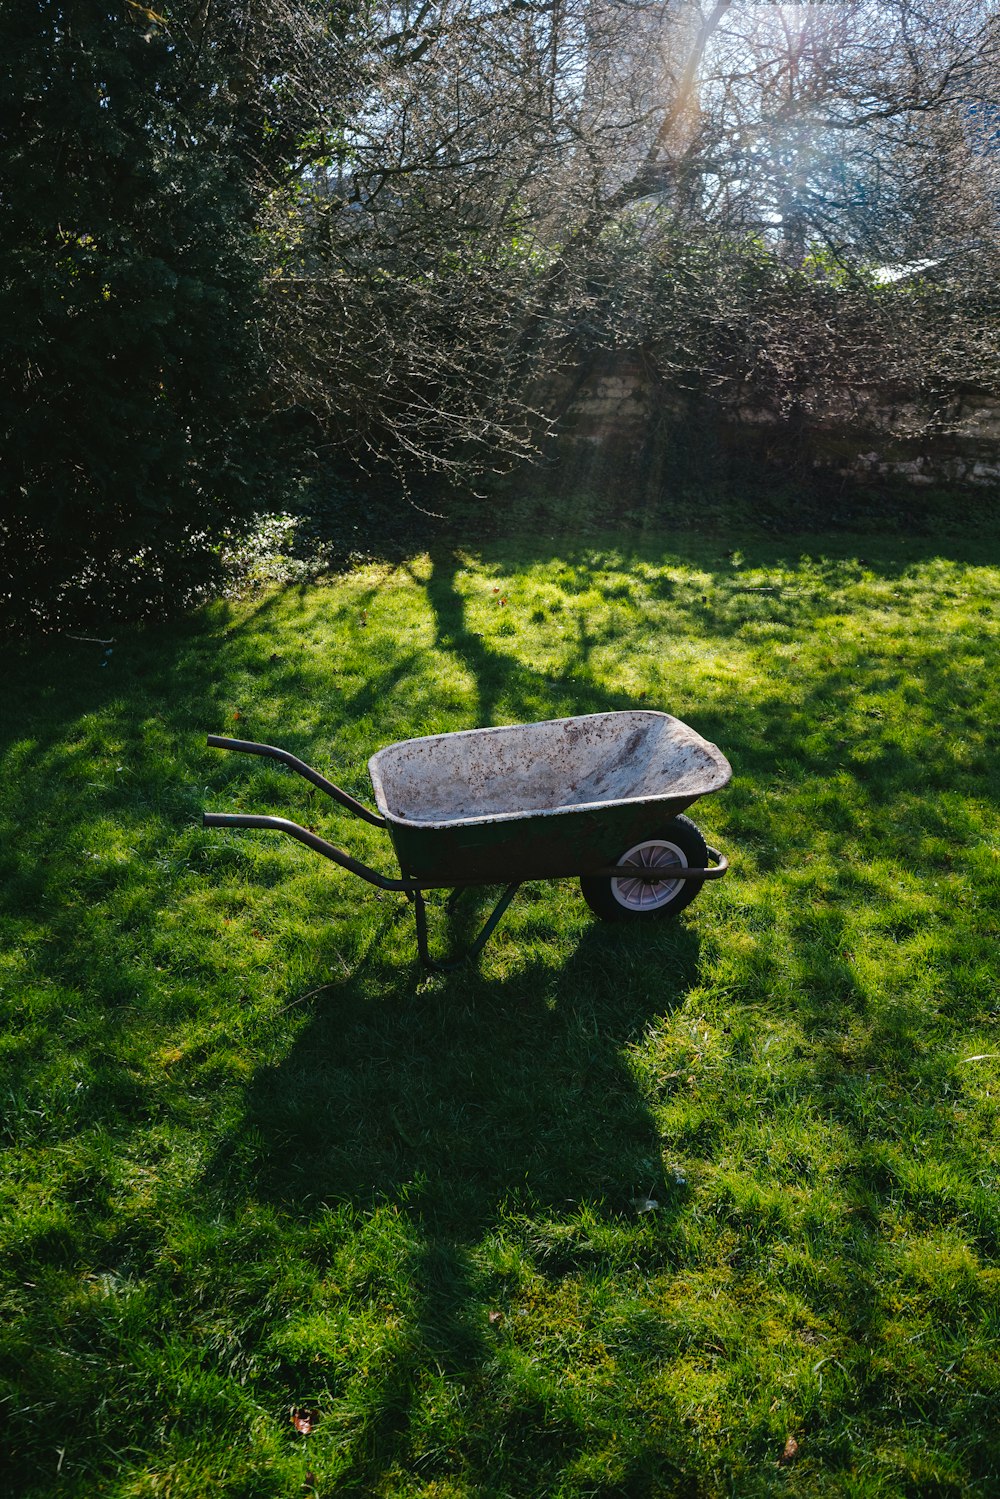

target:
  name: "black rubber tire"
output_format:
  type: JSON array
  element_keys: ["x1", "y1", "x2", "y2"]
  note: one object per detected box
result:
[{"x1": 580, "y1": 814, "x2": 708, "y2": 923}]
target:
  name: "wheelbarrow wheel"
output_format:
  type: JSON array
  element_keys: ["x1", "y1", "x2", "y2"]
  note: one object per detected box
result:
[{"x1": 580, "y1": 815, "x2": 708, "y2": 922}]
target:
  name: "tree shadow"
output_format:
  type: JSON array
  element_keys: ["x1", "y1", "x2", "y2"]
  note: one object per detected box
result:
[
  {"x1": 200, "y1": 914, "x2": 703, "y2": 1491},
  {"x1": 420, "y1": 547, "x2": 654, "y2": 729},
  {"x1": 213, "y1": 917, "x2": 701, "y2": 1230}
]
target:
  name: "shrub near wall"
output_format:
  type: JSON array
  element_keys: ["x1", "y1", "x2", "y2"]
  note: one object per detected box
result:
[{"x1": 0, "y1": 2, "x2": 268, "y2": 633}]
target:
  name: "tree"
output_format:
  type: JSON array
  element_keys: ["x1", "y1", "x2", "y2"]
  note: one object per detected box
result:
[
  {"x1": 255, "y1": 0, "x2": 1000, "y2": 469},
  {"x1": 0, "y1": 1, "x2": 299, "y2": 629},
  {"x1": 5, "y1": 0, "x2": 998, "y2": 632}
]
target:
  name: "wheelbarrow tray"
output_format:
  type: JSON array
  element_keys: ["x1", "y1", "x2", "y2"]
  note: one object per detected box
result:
[{"x1": 368, "y1": 710, "x2": 731, "y2": 886}]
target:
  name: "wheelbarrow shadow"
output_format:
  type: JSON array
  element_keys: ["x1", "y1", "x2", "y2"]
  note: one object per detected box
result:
[
  {"x1": 202, "y1": 913, "x2": 702, "y2": 1486},
  {"x1": 210, "y1": 915, "x2": 701, "y2": 1228}
]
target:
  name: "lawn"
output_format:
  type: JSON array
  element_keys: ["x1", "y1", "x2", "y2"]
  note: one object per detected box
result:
[{"x1": 2, "y1": 517, "x2": 1000, "y2": 1497}]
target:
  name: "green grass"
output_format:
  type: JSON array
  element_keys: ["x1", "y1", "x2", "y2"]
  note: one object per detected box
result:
[{"x1": 2, "y1": 522, "x2": 1000, "y2": 1497}]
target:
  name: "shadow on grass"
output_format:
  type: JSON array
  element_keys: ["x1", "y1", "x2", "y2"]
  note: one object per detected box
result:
[
  {"x1": 219, "y1": 919, "x2": 700, "y2": 1230},
  {"x1": 204, "y1": 914, "x2": 703, "y2": 1493},
  {"x1": 2, "y1": 529, "x2": 1000, "y2": 1493},
  {"x1": 0, "y1": 562, "x2": 708, "y2": 1494}
]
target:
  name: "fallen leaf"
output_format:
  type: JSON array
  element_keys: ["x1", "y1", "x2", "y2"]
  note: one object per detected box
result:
[
  {"x1": 292, "y1": 1407, "x2": 319, "y2": 1434},
  {"x1": 778, "y1": 1435, "x2": 799, "y2": 1465},
  {"x1": 488, "y1": 1309, "x2": 503, "y2": 1326}
]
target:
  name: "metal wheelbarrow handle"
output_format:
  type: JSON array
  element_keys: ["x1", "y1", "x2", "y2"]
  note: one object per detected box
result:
[
  {"x1": 201, "y1": 811, "x2": 410, "y2": 891},
  {"x1": 206, "y1": 735, "x2": 386, "y2": 827}
]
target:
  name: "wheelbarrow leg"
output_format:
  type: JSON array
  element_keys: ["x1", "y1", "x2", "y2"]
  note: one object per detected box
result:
[{"x1": 413, "y1": 884, "x2": 521, "y2": 972}]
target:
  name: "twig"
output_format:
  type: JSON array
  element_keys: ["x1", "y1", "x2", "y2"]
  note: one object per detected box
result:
[
  {"x1": 276, "y1": 960, "x2": 351, "y2": 1014},
  {"x1": 274, "y1": 987, "x2": 333, "y2": 1015},
  {"x1": 64, "y1": 634, "x2": 116, "y2": 644}
]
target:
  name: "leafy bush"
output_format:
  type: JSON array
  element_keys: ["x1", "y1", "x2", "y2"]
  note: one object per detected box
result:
[{"x1": 0, "y1": 2, "x2": 271, "y2": 633}]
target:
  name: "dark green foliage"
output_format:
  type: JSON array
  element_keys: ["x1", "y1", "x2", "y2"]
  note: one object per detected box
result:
[{"x1": 0, "y1": 2, "x2": 270, "y2": 631}]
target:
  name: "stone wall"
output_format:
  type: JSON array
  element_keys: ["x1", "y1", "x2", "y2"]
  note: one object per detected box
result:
[{"x1": 555, "y1": 354, "x2": 1000, "y2": 489}]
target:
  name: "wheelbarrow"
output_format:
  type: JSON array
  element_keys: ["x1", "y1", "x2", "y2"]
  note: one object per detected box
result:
[{"x1": 203, "y1": 710, "x2": 731, "y2": 970}]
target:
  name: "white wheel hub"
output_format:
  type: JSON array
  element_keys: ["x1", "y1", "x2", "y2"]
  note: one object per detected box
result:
[{"x1": 611, "y1": 838, "x2": 688, "y2": 912}]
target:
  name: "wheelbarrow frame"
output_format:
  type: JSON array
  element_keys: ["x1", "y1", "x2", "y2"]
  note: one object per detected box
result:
[{"x1": 203, "y1": 717, "x2": 729, "y2": 970}]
